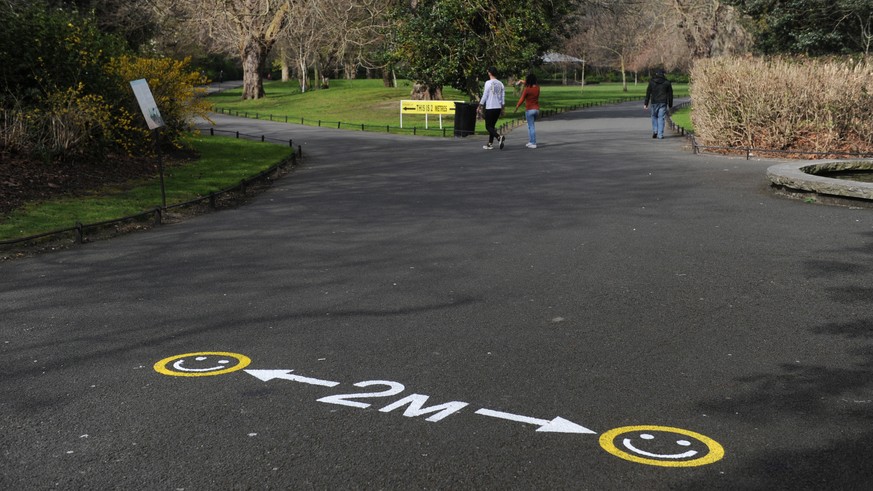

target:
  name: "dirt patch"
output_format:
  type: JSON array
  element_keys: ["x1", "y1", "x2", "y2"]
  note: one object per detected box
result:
[{"x1": 0, "y1": 152, "x2": 163, "y2": 217}]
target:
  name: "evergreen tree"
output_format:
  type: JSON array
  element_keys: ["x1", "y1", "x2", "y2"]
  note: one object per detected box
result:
[
  {"x1": 728, "y1": 0, "x2": 873, "y2": 55},
  {"x1": 389, "y1": 0, "x2": 577, "y2": 100}
]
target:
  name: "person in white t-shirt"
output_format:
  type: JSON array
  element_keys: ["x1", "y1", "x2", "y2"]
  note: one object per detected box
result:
[{"x1": 479, "y1": 66, "x2": 506, "y2": 150}]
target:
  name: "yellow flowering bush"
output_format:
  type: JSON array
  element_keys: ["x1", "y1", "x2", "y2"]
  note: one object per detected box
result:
[
  {"x1": 2, "y1": 6, "x2": 212, "y2": 161},
  {"x1": 2, "y1": 56, "x2": 213, "y2": 159},
  {"x1": 108, "y1": 56, "x2": 213, "y2": 150}
]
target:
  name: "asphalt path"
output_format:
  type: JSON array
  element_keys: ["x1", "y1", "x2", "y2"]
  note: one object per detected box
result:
[{"x1": 2, "y1": 101, "x2": 873, "y2": 489}]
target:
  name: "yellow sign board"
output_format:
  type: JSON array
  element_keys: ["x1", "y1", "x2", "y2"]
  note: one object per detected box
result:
[{"x1": 400, "y1": 100, "x2": 463, "y2": 115}]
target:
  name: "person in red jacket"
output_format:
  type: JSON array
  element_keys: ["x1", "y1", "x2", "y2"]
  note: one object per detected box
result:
[{"x1": 514, "y1": 73, "x2": 540, "y2": 149}]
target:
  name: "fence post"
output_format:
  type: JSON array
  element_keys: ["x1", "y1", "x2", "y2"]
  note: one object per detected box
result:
[
  {"x1": 210, "y1": 128, "x2": 214, "y2": 136},
  {"x1": 338, "y1": 122, "x2": 341, "y2": 129},
  {"x1": 298, "y1": 145, "x2": 303, "y2": 157},
  {"x1": 209, "y1": 192, "x2": 216, "y2": 209},
  {"x1": 236, "y1": 131, "x2": 239, "y2": 139},
  {"x1": 75, "y1": 221, "x2": 84, "y2": 244},
  {"x1": 153, "y1": 207, "x2": 162, "y2": 226},
  {"x1": 261, "y1": 135, "x2": 265, "y2": 142},
  {"x1": 289, "y1": 139, "x2": 293, "y2": 148}
]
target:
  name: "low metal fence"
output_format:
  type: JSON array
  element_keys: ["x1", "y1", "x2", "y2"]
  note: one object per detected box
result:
[
  {"x1": 215, "y1": 96, "x2": 647, "y2": 138},
  {"x1": 1, "y1": 130, "x2": 301, "y2": 250},
  {"x1": 498, "y1": 96, "x2": 644, "y2": 134}
]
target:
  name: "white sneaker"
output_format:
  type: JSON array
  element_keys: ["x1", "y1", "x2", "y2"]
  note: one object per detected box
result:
[
  {"x1": 498, "y1": 135, "x2": 506, "y2": 149},
  {"x1": 483, "y1": 144, "x2": 493, "y2": 150},
  {"x1": 526, "y1": 143, "x2": 537, "y2": 148}
]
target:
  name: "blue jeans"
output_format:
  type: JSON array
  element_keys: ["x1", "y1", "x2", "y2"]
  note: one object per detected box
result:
[
  {"x1": 650, "y1": 103, "x2": 668, "y2": 138},
  {"x1": 525, "y1": 109, "x2": 539, "y2": 144}
]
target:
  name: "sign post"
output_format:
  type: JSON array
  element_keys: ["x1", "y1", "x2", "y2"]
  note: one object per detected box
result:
[
  {"x1": 400, "y1": 100, "x2": 464, "y2": 129},
  {"x1": 129, "y1": 79, "x2": 167, "y2": 208}
]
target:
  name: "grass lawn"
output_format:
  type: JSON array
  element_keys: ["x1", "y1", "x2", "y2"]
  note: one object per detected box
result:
[
  {"x1": 0, "y1": 136, "x2": 294, "y2": 241},
  {"x1": 670, "y1": 106, "x2": 693, "y2": 132},
  {"x1": 210, "y1": 79, "x2": 689, "y2": 135}
]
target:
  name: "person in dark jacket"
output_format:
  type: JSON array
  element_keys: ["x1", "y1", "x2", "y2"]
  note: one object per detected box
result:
[{"x1": 644, "y1": 69, "x2": 673, "y2": 139}]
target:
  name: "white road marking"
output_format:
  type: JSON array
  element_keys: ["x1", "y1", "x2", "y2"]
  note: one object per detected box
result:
[
  {"x1": 245, "y1": 369, "x2": 340, "y2": 387},
  {"x1": 475, "y1": 408, "x2": 596, "y2": 434}
]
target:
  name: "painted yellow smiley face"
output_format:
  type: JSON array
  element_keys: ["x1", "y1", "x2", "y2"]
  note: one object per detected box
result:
[
  {"x1": 599, "y1": 425, "x2": 725, "y2": 467},
  {"x1": 154, "y1": 352, "x2": 251, "y2": 377}
]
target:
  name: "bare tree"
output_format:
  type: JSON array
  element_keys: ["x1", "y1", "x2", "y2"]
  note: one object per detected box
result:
[
  {"x1": 274, "y1": 0, "x2": 392, "y2": 91},
  {"x1": 670, "y1": 0, "x2": 751, "y2": 60},
  {"x1": 565, "y1": 0, "x2": 750, "y2": 82},
  {"x1": 837, "y1": 1, "x2": 873, "y2": 56},
  {"x1": 327, "y1": 0, "x2": 394, "y2": 82},
  {"x1": 278, "y1": 0, "x2": 326, "y2": 92},
  {"x1": 628, "y1": 1, "x2": 692, "y2": 72},
  {"x1": 151, "y1": 0, "x2": 292, "y2": 100},
  {"x1": 574, "y1": 0, "x2": 646, "y2": 91}
]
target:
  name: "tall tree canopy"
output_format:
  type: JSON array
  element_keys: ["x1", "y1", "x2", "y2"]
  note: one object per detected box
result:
[
  {"x1": 390, "y1": 0, "x2": 577, "y2": 100},
  {"x1": 728, "y1": 0, "x2": 873, "y2": 55}
]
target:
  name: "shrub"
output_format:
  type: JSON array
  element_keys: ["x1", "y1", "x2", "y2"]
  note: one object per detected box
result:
[
  {"x1": 107, "y1": 56, "x2": 213, "y2": 151},
  {"x1": 0, "y1": 2, "x2": 126, "y2": 105},
  {"x1": 1, "y1": 55, "x2": 212, "y2": 160},
  {"x1": 1, "y1": 3, "x2": 131, "y2": 161},
  {"x1": 40, "y1": 85, "x2": 113, "y2": 157},
  {"x1": 1, "y1": 4, "x2": 211, "y2": 161},
  {"x1": 690, "y1": 56, "x2": 873, "y2": 155}
]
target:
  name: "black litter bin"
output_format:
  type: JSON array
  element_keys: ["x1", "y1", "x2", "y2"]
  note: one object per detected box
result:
[{"x1": 453, "y1": 102, "x2": 477, "y2": 137}]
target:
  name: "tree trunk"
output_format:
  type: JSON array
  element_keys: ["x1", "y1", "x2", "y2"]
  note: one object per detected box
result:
[
  {"x1": 278, "y1": 49, "x2": 290, "y2": 82},
  {"x1": 298, "y1": 58, "x2": 307, "y2": 92},
  {"x1": 281, "y1": 59, "x2": 290, "y2": 82},
  {"x1": 411, "y1": 83, "x2": 442, "y2": 100},
  {"x1": 620, "y1": 55, "x2": 628, "y2": 92},
  {"x1": 241, "y1": 37, "x2": 268, "y2": 100},
  {"x1": 239, "y1": 1, "x2": 290, "y2": 100}
]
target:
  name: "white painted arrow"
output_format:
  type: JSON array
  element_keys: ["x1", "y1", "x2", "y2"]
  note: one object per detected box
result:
[
  {"x1": 245, "y1": 369, "x2": 340, "y2": 388},
  {"x1": 474, "y1": 408, "x2": 596, "y2": 434}
]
